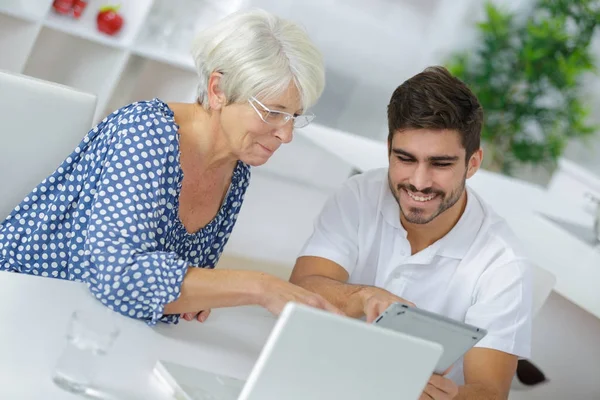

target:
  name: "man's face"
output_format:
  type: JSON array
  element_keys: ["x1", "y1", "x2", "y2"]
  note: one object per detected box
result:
[{"x1": 388, "y1": 129, "x2": 479, "y2": 225}]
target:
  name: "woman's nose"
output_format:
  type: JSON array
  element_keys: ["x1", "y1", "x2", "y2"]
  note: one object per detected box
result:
[{"x1": 275, "y1": 123, "x2": 294, "y2": 144}]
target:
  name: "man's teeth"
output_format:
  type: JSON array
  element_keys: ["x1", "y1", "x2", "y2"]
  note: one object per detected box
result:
[{"x1": 406, "y1": 191, "x2": 436, "y2": 202}]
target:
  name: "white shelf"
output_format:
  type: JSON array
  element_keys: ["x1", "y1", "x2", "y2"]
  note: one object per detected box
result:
[
  {"x1": 23, "y1": 26, "x2": 129, "y2": 122},
  {"x1": 42, "y1": 12, "x2": 128, "y2": 50},
  {"x1": 101, "y1": 53, "x2": 198, "y2": 120},
  {"x1": 0, "y1": 4, "x2": 40, "y2": 23},
  {"x1": 124, "y1": 57, "x2": 197, "y2": 103},
  {"x1": 132, "y1": 45, "x2": 196, "y2": 73},
  {"x1": 0, "y1": 13, "x2": 42, "y2": 73},
  {"x1": 40, "y1": 0, "x2": 154, "y2": 49},
  {"x1": 1, "y1": 0, "x2": 211, "y2": 123}
]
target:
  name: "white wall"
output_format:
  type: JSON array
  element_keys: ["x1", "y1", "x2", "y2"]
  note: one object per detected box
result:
[
  {"x1": 563, "y1": 31, "x2": 600, "y2": 176},
  {"x1": 252, "y1": 0, "x2": 600, "y2": 179},
  {"x1": 245, "y1": 0, "x2": 479, "y2": 141}
]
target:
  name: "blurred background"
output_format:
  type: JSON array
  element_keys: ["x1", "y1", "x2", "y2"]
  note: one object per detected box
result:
[
  {"x1": 1, "y1": 0, "x2": 600, "y2": 399},
  {"x1": 3, "y1": 0, "x2": 599, "y2": 180}
]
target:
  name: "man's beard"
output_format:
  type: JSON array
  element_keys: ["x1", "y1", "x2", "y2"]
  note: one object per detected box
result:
[{"x1": 388, "y1": 173, "x2": 466, "y2": 225}]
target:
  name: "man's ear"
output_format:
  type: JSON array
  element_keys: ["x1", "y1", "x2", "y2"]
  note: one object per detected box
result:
[
  {"x1": 466, "y1": 148, "x2": 483, "y2": 179},
  {"x1": 207, "y1": 72, "x2": 226, "y2": 110}
]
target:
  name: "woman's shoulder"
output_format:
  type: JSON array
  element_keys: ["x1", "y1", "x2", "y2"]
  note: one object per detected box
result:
[
  {"x1": 105, "y1": 98, "x2": 177, "y2": 128},
  {"x1": 95, "y1": 98, "x2": 180, "y2": 145}
]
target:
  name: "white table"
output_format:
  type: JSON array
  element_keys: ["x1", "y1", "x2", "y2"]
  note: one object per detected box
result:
[
  {"x1": 0, "y1": 271, "x2": 277, "y2": 399},
  {"x1": 299, "y1": 125, "x2": 600, "y2": 319}
]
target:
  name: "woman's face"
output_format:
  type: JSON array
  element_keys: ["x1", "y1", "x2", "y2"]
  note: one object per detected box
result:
[{"x1": 219, "y1": 83, "x2": 303, "y2": 167}]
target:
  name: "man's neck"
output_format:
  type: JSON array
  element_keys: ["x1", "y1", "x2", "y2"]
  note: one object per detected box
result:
[{"x1": 401, "y1": 191, "x2": 468, "y2": 255}]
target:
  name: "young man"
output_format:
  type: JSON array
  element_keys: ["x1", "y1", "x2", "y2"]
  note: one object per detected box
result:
[{"x1": 290, "y1": 66, "x2": 532, "y2": 400}]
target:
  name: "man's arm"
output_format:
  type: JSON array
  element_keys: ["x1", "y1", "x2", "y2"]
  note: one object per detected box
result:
[
  {"x1": 296, "y1": 257, "x2": 518, "y2": 400},
  {"x1": 290, "y1": 256, "x2": 363, "y2": 317},
  {"x1": 290, "y1": 256, "x2": 414, "y2": 321},
  {"x1": 452, "y1": 259, "x2": 531, "y2": 399},
  {"x1": 422, "y1": 348, "x2": 517, "y2": 400},
  {"x1": 458, "y1": 348, "x2": 517, "y2": 399}
]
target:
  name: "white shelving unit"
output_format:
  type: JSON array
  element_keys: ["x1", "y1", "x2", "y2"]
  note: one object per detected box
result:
[{"x1": 1, "y1": 0, "x2": 232, "y2": 122}]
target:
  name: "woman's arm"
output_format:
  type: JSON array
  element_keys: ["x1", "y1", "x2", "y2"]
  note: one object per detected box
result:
[
  {"x1": 163, "y1": 268, "x2": 261, "y2": 313},
  {"x1": 82, "y1": 103, "x2": 340, "y2": 324},
  {"x1": 164, "y1": 267, "x2": 342, "y2": 317}
]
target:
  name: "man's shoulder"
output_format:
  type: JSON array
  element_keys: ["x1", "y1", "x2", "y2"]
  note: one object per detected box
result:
[
  {"x1": 469, "y1": 190, "x2": 531, "y2": 268},
  {"x1": 330, "y1": 168, "x2": 387, "y2": 216},
  {"x1": 336, "y1": 168, "x2": 388, "y2": 208},
  {"x1": 463, "y1": 193, "x2": 532, "y2": 301},
  {"x1": 344, "y1": 168, "x2": 387, "y2": 192}
]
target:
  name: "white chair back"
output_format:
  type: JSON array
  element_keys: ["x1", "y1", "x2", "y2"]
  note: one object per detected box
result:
[
  {"x1": 0, "y1": 70, "x2": 97, "y2": 219},
  {"x1": 531, "y1": 264, "x2": 556, "y2": 317},
  {"x1": 511, "y1": 264, "x2": 556, "y2": 391}
]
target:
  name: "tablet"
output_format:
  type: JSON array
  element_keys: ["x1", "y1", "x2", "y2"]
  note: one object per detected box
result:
[{"x1": 373, "y1": 303, "x2": 487, "y2": 374}]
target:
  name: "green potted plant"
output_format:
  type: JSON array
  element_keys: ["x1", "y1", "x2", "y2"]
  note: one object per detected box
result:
[{"x1": 447, "y1": 0, "x2": 600, "y2": 175}]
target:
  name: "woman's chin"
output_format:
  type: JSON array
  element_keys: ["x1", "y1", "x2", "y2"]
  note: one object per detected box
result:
[{"x1": 240, "y1": 153, "x2": 271, "y2": 167}]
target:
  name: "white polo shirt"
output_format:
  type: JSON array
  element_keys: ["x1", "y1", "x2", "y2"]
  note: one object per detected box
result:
[{"x1": 299, "y1": 168, "x2": 532, "y2": 385}]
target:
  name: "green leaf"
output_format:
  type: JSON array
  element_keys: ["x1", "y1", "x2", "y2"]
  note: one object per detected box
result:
[
  {"x1": 99, "y1": 4, "x2": 121, "y2": 13},
  {"x1": 444, "y1": 0, "x2": 600, "y2": 174}
]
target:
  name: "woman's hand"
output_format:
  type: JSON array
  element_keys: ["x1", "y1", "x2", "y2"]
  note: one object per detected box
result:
[
  {"x1": 182, "y1": 309, "x2": 211, "y2": 322},
  {"x1": 358, "y1": 286, "x2": 415, "y2": 323},
  {"x1": 257, "y1": 274, "x2": 344, "y2": 316},
  {"x1": 165, "y1": 269, "x2": 344, "y2": 319}
]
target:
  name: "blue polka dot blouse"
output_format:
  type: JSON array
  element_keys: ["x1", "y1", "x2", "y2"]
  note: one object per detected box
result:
[{"x1": 0, "y1": 99, "x2": 250, "y2": 325}]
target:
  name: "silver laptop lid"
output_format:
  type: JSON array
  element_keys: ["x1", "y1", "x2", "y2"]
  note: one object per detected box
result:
[{"x1": 240, "y1": 302, "x2": 443, "y2": 400}]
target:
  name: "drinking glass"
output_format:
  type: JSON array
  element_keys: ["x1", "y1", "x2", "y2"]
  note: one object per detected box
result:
[{"x1": 52, "y1": 309, "x2": 120, "y2": 394}]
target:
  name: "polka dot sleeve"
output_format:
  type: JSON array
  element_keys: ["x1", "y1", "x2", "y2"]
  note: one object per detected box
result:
[{"x1": 83, "y1": 108, "x2": 187, "y2": 326}]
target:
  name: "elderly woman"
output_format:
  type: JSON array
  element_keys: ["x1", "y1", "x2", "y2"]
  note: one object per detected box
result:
[{"x1": 0, "y1": 9, "x2": 339, "y2": 325}]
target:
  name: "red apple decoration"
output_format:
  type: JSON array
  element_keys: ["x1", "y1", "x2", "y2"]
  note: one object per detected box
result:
[
  {"x1": 72, "y1": 0, "x2": 88, "y2": 18},
  {"x1": 97, "y1": 5, "x2": 124, "y2": 36},
  {"x1": 52, "y1": 0, "x2": 75, "y2": 15}
]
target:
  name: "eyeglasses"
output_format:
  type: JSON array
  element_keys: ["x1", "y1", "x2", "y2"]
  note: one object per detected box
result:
[{"x1": 248, "y1": 96, "x2": 315, "y2": 128}]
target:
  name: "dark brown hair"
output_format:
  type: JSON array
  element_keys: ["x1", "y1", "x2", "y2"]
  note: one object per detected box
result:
[{"x1": 387, "y1": 66, "x2": 483, "y2": 161}]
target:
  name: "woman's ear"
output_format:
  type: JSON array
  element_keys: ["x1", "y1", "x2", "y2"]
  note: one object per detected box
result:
[
  {"x1": 466, "y1": 148, "x2": 483, "y2": 179},
  {"x1": 207, "y1": 72, "x2": 226, "y2": 110}
]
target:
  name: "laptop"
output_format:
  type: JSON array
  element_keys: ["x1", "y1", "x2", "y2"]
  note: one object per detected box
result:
[{"x1": 153, "y1": 302, "x2": 443, "y2": 400}]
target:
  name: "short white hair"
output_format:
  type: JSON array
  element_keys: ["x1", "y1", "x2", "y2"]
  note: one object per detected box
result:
[{"x1": 191, "y1": 8, "x2": 325, "y2": 111}]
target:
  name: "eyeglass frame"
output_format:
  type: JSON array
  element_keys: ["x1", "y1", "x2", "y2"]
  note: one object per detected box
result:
[{"x1": 248, "y1": 96, "x2": 315, "y2": 128}]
